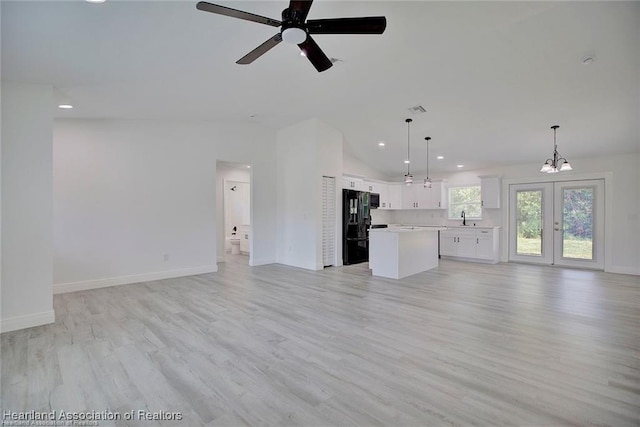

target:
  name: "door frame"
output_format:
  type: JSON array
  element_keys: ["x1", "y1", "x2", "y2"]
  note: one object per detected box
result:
[
  {"x1": 501, "y1": 172, "x2": 613, "y2": 272},
  {"x1": 508, "y1": 182, "x2": 554, "y2": 264},
  {"x1": 552, "y1": 180, "x2": 605, "y2": 269}
]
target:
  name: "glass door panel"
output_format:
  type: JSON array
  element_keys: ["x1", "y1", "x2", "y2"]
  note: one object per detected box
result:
[
  {"x1": 509, "y1": 183, "x2": 553, "y2": 264},
  {"x1": 553, "y1": 180, "x2": 604, "y2": 269},
  {"x1": 515, "y1": 190, "x2": 543, "y2": 256},
  {"x1": 561, "y1": 187, "x2": 594, "y2": 260}
]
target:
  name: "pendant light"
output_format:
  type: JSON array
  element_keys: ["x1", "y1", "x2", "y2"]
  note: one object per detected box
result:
[
  {"x1": 540, "y1": 125, "x2": 572, "y2": 173},
  {"x1": 424, "y1": 136, "x2": 432, "y2": 188},
  {"x1": 404, "y1": 118, "x2": 413, "y2": 185}
]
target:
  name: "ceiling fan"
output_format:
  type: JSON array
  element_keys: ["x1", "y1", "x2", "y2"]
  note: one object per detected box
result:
[{"x1": 196, "y1": 0, "x2": 387, "y2": 72}]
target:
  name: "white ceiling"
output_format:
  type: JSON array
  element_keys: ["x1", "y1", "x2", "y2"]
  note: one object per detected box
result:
[{"x1": 3, "y1": 1, "x2": 639, "y2": 177}]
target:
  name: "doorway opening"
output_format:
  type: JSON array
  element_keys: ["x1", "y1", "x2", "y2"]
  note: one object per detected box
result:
[
  {"x1": 509, "y1": 179, "x2": 605, "y2": 269},
  {"x1": 216, "y1": 161, "x2": 252, "y2": 265}
]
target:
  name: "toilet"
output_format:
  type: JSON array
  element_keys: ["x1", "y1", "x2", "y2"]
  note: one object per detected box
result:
[{"x1": 227, "y1": 236, "x2": 241, "y2": 255}]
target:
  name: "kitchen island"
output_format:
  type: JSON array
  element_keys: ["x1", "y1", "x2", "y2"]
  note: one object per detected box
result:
[{"x1": 369, "y1": 226, "x2": 445, "y2": 279}]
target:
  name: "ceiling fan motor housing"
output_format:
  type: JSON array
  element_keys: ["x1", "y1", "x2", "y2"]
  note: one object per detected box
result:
[{"x1": 281, "y1": 8, "x2": 308, "y2": 44}]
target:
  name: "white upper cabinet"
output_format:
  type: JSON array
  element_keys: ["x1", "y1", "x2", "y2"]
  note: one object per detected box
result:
[
  {"x1": 402, "y1": 184, "x2": 430, "y2": 209},
  {"x1": 402, "y1": 180, "x2": 446, "y2": 209},
  {"x1": 342, "y1": 176, "x2": 364, "y2": 191},
  {"x1": 385, "y1": 183, "x2": 402, "y2": 209},
  {"x1": 480, "y1": 175, "x2": 501, "y2": 209},
  {"x1": 425, "y1": 180, "x2": 447, "y2": 209},
  {"x1": 363, "y1": 180, "x2": 386, "y2": 195}
]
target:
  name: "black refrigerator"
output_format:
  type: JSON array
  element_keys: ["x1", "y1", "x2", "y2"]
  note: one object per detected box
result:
[{"x1": 343, "y1": 189, "x2": 371, "y2": 265}]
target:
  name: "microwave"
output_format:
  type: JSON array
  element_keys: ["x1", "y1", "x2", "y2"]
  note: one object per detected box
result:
[{"x1": 370, "y1": 192, "x2": 380, "y2": 209}]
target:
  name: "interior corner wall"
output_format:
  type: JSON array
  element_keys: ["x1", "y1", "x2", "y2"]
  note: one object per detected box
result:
[
  {"x1": 315, "y1": 120, "x2": 344, "y2": 269},
  {"x1": 53, "y1": 119, "x2": 278, "y2": 293},
  {"x1": 276, "y1": 120, "x2": 318, "y2": 270},
  {"x1": 276, "y1": 119, "x2": 344, "y2": 270},
  {"x1": 1, "y1": 82, "x2": 55, "y2": 332}
]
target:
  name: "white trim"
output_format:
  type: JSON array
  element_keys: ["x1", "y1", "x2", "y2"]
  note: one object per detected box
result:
[
  {"x1": 249, "y1": 257, "x2": 276, "y2": 266},
  {"x1": 53, "y1": 265, "x2": 218, "y2": 294},
  {"x1": 1, "y1": 310, "x2": 55, "y2": 333},
  {"x1": 608, "y1": 266, "x2": 640, "y2": 276}
]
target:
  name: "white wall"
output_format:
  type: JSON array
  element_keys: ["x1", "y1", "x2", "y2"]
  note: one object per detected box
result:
[
  {"x1": 315, "y1": 120, "x2": 344, "y2": 268},
  {"x1": 343, "y1": 150, "x2": 390, "y2": 181},
  {"x1": 215, "y1": 162, "x2": 250, "y2": 260},
  {"x1": 387, "y1": 152, "x2": 640, "y2": 275},
  {"x1": 1, "y1": 82, "x2": 55, "y2": 332},
  {"x1": 53, "y1": 119, "x2": 278, "y2": 293},
  {"x1": 277, "y1": 119, "x2": 343, "y2": 270}
]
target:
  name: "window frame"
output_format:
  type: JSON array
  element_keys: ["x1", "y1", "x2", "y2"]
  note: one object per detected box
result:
[{"x1": 448, "y1": 185, "x2": 483, "y2": 220}]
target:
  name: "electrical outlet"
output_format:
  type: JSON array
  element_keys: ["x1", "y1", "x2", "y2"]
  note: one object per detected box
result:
[{"x1": 163, "y1": 254, "x2": 169, "y2": 262}]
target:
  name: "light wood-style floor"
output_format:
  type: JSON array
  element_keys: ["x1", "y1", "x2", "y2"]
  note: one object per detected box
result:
[{"x1": 2, "y1": 258, "x2": 639, "y2": 426}]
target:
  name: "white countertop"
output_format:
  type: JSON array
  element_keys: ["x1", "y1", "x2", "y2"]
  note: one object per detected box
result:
[
  {"x1": 381, "y1": 224, "x2": 500, "y2": 230},
  {"x1": 446, "y1": 226, "x2": 501, "y2": 229},
  {"x1": 370, "y1": 226, "x2": 446, "y2": 233}
]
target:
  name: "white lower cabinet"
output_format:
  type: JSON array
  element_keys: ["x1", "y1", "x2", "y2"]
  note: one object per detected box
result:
[{"x1": 440, "y1": 228, "x2": 499, "y2": 263}]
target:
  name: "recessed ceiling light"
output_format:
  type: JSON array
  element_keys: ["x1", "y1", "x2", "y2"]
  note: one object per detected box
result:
[
  {"x1": 404, "y1": 160, "x2": 410, "y2": 164},
  {"x1": 437, "y1": 156, "x2": 444, "y2": 160},
  {"x1": 58, "y1": 104, "x2": 73, "y2": 109},
  {"x1": 85, "y1": 0, "x2": 106, "y2": 3},
  {"x1": 246, "y1": 165, "x2": 251, "y2": 169},
  {"x1": 378, "y1": 142, "x2": 385, "y2": 147},
  {"x1": 457, "y1": 164, "x2": 464, "y2": 168}
]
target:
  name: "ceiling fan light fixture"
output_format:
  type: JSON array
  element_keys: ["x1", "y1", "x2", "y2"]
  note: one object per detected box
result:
[{"x1": 282, "y1": 27, "x2": 306, "y2": 44}]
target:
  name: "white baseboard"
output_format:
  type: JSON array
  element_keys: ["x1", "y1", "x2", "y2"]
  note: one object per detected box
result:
[
  {"x1": 607, "y1": 265, "x2": 640, "y2": 276},
  {"x1": 1, "y1": 310, "x2": 55, "y2": 334},
  {"x1": 53, "y1": 265, "x2": 218, "y2": 294},
  {"x1": 250, "y1": 257, "x2": 276, "y2": 266}
]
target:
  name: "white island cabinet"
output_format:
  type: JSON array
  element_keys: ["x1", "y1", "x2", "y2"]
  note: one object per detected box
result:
[{"x1": 369, "y1": 227, "x2": 444, "y2": 279}]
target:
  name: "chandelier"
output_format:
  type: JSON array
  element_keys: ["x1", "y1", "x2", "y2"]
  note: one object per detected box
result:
[{"x1": 540, "y1": 125, "x2": 572, "y2": 173}]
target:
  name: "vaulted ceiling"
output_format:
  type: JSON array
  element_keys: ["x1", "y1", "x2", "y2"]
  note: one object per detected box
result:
[{"x1": 3, "y1": 1, "x2": 639, "y2": 176}]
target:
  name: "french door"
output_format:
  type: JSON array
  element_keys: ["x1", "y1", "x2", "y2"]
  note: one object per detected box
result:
[{"x1": 509, "y1": 180, "x2": 604, "y2": 269}]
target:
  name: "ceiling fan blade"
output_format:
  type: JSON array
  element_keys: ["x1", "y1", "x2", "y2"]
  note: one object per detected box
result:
[
  {"x1": 288, "y1": 0, "x2": 313, "y2": 22},
  {"x1": 196, "y1": 2, "x2": 281, "y2": 27},
  {"x1": 307, "y1": 17, "x2": 387, "y2": 34},
  {"x1": 298, "y1": 36, "x2": 332, "y2": 72},
  {"x1": 236, "y1": 33, "x2": 283, "y2": 64}
]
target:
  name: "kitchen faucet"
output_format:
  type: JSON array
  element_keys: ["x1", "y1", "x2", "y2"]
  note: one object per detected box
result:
[{"x1": 461, "y1": 210, "x2": 466, "y2": 226}]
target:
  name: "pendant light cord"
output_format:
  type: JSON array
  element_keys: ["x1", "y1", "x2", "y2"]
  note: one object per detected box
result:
[
  {"x1": 425, "y1": 137, "x2": 431, "y2": 179},
  {"x1": 406, "y1": 118, "x2": 412, "y2": 175}
]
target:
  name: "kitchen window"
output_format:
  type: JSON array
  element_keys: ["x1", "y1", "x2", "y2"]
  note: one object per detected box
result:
[{"x1": 448, "y1": 185, "x2": 482, "y2": 219}]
